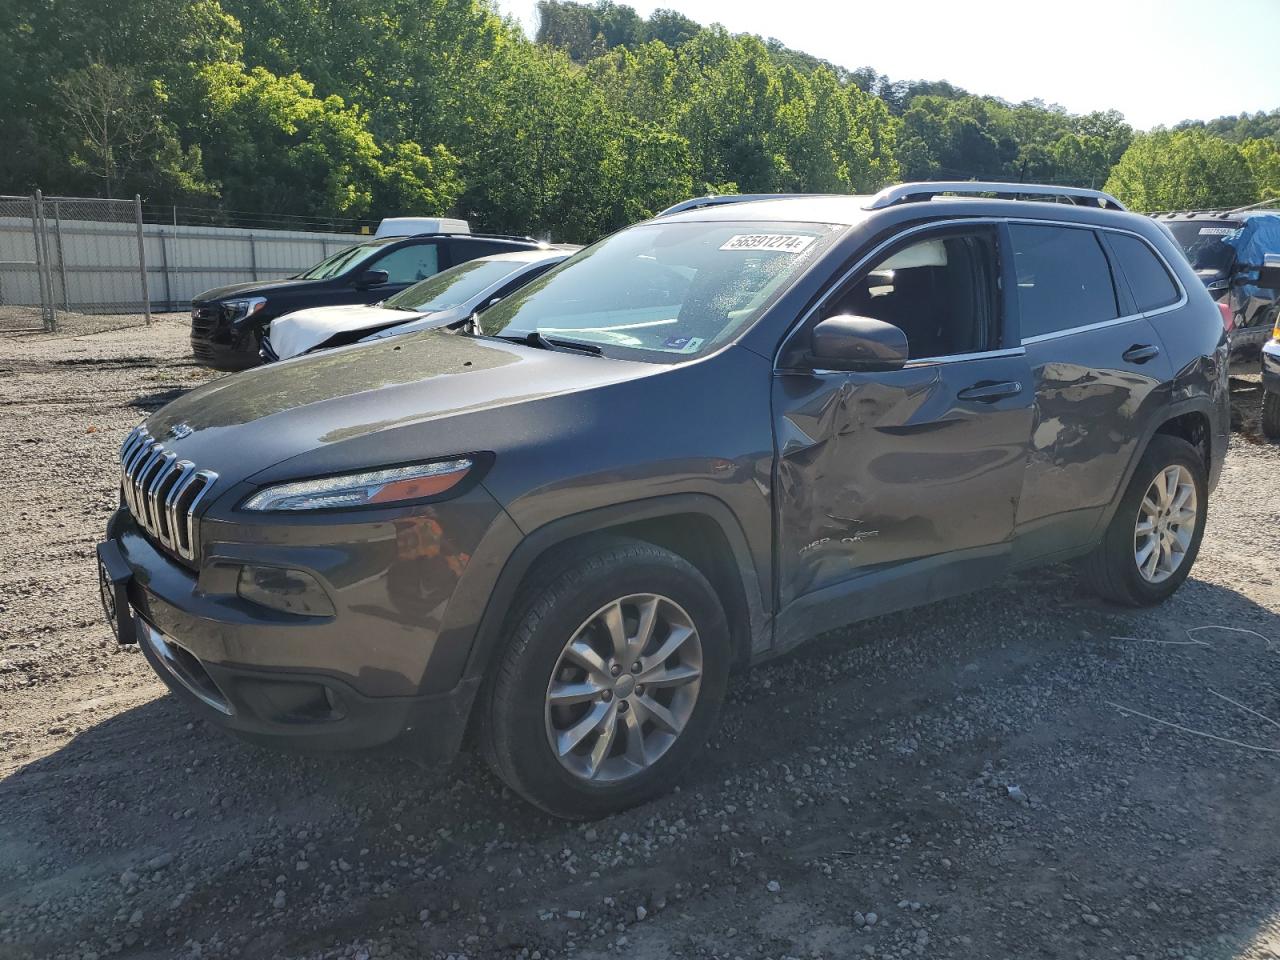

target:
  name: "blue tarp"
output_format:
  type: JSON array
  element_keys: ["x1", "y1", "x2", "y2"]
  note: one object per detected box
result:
[
  {"x1": 1223, "y1": 214, "x2": 1280, "y2": 305},
  {"x1": 1222, "y1": 213, "x2": 1280, "y2": 266}
]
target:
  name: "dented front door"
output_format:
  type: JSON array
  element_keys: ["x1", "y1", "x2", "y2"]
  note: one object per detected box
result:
[{"x1": 772, "y1": 353, "x2": 1034, "y2": 609}]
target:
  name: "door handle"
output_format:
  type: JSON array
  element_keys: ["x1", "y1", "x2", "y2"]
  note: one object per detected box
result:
[
  {"x1": 1122, "y1": 343, "x2": 1161, "y2": 364},
  {"x1": 957, "y1": 380, "x2": 1022, "y2": 403}
]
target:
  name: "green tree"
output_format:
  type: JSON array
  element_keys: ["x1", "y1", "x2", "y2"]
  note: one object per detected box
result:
[
  {"x1": 456, "y1": 42, "x2": 617, "y2": 240},
  {"x1": 1242, "y1": 138, "x2": 1280, "y2": 200},
  {"x1": 1105, "y1": 130, "x2": 1258, "y2": 211},
  {"x1": 57, "y1": 62, "x2": 213, "y2": 199},
  {"x1": 197, "y1": 62, "x2": 458, "y2": 218}
]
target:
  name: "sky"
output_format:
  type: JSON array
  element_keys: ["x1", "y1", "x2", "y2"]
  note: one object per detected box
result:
[{"x1": 492, "y1": 0, "x2": 1280, "y2": 130}]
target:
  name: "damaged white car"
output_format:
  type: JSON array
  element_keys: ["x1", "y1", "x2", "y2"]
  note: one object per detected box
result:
[{"x1": 261, "y1": 248, "x2": 577, "y2": 362}]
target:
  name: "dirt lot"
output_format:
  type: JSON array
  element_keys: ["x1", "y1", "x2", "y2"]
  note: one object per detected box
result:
[{"x1": 2, "y1": 318, "x2": 1280, "y2": 960}]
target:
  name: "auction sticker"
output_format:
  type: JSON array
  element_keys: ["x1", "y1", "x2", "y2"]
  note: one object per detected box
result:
[
  {"x1": 720, "y1": 233, "x2": 816, "y2": 253},
  {"x1": 1198, "y1": 227, "x2": 1236, "y2": 236}
]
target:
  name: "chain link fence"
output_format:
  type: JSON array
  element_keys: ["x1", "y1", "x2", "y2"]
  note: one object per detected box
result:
[
  {"x1": 46, "y1": 195, "x2": 152, "y2": 332},
  {"x1": 0, "y1": 192, "x2": 150, "y2": 334},
  {"x1": 0, "y1": 194, "x2": 54, "y2": 332},
  {"x1": 0, "y1": 192, "x2": 360, "y2": 336}
]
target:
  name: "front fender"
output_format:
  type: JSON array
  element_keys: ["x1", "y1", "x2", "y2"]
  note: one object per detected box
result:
[{"x1": 441, "y1": 494, "x2": 770, "y2": 696}]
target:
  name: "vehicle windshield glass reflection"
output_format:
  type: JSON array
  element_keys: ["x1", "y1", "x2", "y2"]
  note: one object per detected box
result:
[
  {"x1": 1163, "y1": 220, "x2": 1242, "y2": 273},
  {"x1": 299, "y1": 240, "x2": 395, "y2": 280},
  {"x1": 477, "y1": 221, "x2": 837, "y2": 361},
  {"x1": 384, "y1": 259, "x2": 525, "y2": 313}
]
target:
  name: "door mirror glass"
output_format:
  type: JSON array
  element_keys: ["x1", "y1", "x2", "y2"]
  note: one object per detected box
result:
[
  {"x1": 810, "y1": 315, "x2": 908, "y2": 371},
  {"x1": 1256, "y1": 253, "x2": 1280, "y2": 290},
  {"x1": 355, "y1": 269, "x2": 390, "y2": 290}
]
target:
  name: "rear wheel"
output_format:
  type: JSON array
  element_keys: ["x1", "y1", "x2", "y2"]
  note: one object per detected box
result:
[
  {"x1": 1263, "y1": 390, "x2": 1280, "y2": 441},
  {"x1": 1081, "y1": 434, "x2": 1207, "y2": 606},
  {"x1": 479, "y1": 539, "x2": 730, "y2": 819}
]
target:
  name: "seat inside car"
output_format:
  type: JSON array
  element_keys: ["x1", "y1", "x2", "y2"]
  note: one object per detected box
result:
[{"x1": 827, "y1": 236, "x2": 994, "y2": 359}]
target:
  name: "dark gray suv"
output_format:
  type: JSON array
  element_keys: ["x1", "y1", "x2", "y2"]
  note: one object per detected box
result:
[{"x1": 98, "y1": 183, "x2": 1230, "y2": 819}]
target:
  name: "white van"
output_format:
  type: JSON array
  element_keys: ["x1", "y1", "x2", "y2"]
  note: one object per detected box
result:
[{"x1": 374, "y1": 217, "x2": 471, "y2": 238}]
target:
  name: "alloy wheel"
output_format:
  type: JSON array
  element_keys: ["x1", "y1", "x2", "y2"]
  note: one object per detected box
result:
[
  {"x1": 544, "y1": 593, "x2": 703, "y2": 783},
  {"x1": 1134, "y1": 464, "x2": 1197, "y2": 584}
]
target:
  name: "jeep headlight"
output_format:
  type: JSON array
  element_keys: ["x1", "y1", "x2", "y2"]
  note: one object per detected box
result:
[
  {"x1": 224, "y1": 297, "x2": 268, "y2": 325},
  {"x1": 241, "y1": 458, "x2": 474, "y2": 512}
]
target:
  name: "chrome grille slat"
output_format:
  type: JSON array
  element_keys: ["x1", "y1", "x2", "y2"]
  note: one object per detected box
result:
[{"x1": 118, "y1": 426, "x2": 218, "y2": 562}]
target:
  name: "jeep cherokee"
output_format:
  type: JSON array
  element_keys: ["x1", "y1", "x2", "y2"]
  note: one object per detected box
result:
[{"x1": 98, "y1": 183, "x2": 1229, "y2": 819}]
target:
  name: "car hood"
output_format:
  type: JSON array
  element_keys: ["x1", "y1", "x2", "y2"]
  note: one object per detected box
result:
[
  {"x1": 193, "y1": 277, "x2": 318, "y2": 302},
  {"x1": 268, "y1": 303, "x2": 422, "y2": 360},
  {"x1": 143, "y1": 330, "x2": 652, "y2": 488},
  {"x1": 1195, "y1": 268, "x2": 1229, "y2": 284}
]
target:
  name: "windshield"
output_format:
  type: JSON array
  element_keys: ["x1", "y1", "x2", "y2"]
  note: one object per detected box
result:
[
  {"x1": 383, "y1": 258, "x2": 529, "y2": 313},
  {"x1": 477, "y1": 221, "x2": 838, "y2": 361},
  {"x1": 1163, "y1": 220, "x2": 1242, "y2": 273},
  {"x1": 299, "y1": 240, "x2": 394, "y2": 280}
]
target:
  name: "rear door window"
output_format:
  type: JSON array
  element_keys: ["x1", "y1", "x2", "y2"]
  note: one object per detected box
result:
[
  {"x1": 451, "y1": 238, "x2": 523, "y2": 261},
  {"x1": 370, "y1": 242, "x2": 441, "y2": 284},
  {"x1": 1008, "y1": 224, "x2": 1118, "y2": 339},
  {"x1": 1105, "y1": 233, "x2": 1180, "y2": 312}
]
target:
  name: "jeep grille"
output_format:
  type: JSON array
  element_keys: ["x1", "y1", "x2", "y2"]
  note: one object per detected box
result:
[{"x1": 119, "y1": 426, "x2": 217, "y2": 562}]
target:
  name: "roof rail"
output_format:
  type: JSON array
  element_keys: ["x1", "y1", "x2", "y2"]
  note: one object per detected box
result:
[
  {"x1": 865, "y1": 181, "x2": 1126, "y2": 212},
  {"x1": 1229, "y1": 198, "x2": 1280, "y2": 214},
  {"x1": 655, "y1": 194, "x2": 806, "y2": 218}
]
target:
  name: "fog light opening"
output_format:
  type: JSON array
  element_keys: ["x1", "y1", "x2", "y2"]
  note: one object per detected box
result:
[{"x1": 236, "y1": 564, "x2": 335, "y2": 617}]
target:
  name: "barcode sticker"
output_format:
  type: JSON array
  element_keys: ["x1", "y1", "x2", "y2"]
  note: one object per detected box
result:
[
  {"x1": 1198, "y1": 227, "x2": 1236, "y2": 236},
  {"x1": 719, "y1": 234, "x2": 816, "y2": 253}
]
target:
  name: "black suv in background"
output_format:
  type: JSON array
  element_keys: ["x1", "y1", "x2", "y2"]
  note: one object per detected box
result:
[
  {"x1": 1152, "y1": 205, "x2": 1280, "y2": 364},
  {"x1": 190, "y1": 232, "x2": 547, "y2": 370},
  {"x1": 100, "y1": 183, "x2": 1229, "y2": 819}
]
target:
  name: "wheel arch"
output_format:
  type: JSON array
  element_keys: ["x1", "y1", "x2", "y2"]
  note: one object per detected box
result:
[
  {"x1": 1097, "y1": 399, "x2": 1217, "y2": 536},
  {"x1": 462, "y1": 495, "x2": 769, "y2": 691}
]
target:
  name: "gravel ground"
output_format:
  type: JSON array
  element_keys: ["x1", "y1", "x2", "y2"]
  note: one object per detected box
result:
[
  {"x1": 0, "y1": 309, "x2": 161, "y2": 338},
  {"x1": 2, "y1": 318, "x2": 1280, "y2": 960}
]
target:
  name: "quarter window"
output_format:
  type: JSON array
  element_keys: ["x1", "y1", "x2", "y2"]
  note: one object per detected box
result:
[
  {"x1": 1009, "y1": 224, "x2": 1118, "y2": 339},
  {"x1": 1107, "y1": 233, "x2": 1180, "y2": 312},
  {"x1": 372, "y1": 243, "x2": 441, "y2": 284}
]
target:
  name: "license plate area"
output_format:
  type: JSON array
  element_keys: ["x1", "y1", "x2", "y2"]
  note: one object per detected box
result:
[{"x1": 96, "y1": 541, "x2": 136, "y2": 645}]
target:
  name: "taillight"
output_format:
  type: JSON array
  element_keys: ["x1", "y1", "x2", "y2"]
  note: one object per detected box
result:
[{"x1": 1218, "y1": 302, "x2": 1234, "y2": 334}]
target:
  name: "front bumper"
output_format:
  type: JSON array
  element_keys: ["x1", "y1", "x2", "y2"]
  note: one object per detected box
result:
[
  {"x1": 134, "y1": 610, "x2": 479, "y2": 757},
  {"x1": 1262, "y1": 340, "x2": 1280, "y2": 395},
  {"x1": 191, "y1": 303, "x2": 267, "y2": 371},
  {"x1": 97, "y1": 501, "x2": 503, "y2": 760}
]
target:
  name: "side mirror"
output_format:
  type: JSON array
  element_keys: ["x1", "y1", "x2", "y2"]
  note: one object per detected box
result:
[
  {"x1": 354, "y1": 269, "x2": 390, "y2": 290},
  {"x1": 809, "y1": 315, "x2": 908, "y2": 371},
  {"x1": 1256, "y1": 253, "x2": 1280, "y2": 290}
]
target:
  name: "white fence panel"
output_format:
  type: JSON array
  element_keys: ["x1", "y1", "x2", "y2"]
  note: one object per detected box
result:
[{"x1": 0, "y1": 192, "x2": 362, "y2": 333}]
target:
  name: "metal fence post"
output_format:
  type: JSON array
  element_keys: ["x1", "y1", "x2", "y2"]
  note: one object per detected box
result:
[
  {"x1": 53, "y1": 200, "x2": 69, "y2": 311},
  {"x1": 134, "y1": 194, "x2": 151, "y2": 324},
  {"x1": 249, "y1": 233, "x2": 258, "y2": 280},
  {"x1": 158, "y1": 227, "x2": 172, "y2": 311},
  {"x1": 32, "y1": 190, "x2": 57, "y2": 332}
]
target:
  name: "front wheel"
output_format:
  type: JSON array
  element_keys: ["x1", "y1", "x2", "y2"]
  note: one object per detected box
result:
[
  {"x1": 1081, "y1": 434, "x2": 1207, "y2": 606},
  {"x1": 479, "y1": 539, "x2": 730, "y2": 819},
  {"x1": 1263, "y1": 390, "x2": 1280, "y2": 441}
]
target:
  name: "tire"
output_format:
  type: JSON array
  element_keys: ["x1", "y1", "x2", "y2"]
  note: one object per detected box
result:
[
  {"x1": 1263, "y1": 390, "x2": 1280, "y2": 441},
  {"x1": 479, "y1": 538, "x2": 731, "y2": 819},
  {"x1": 1081, "y1": 434, "x2": 1207, "y2": 606}
]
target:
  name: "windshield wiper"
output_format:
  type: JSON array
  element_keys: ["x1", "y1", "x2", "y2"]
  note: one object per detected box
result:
[{"x1": 495, "y1": 330, "x2": 602, "y2": 355}]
